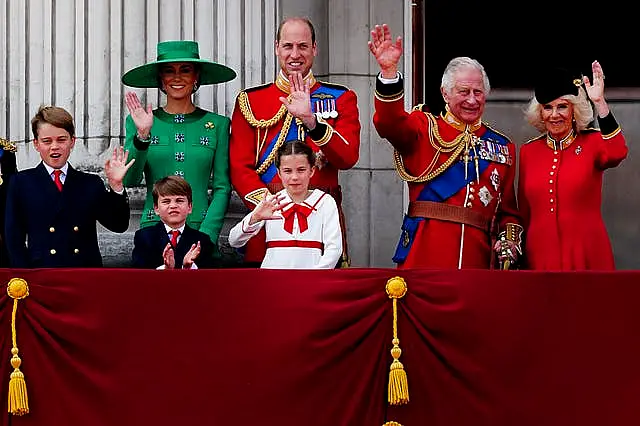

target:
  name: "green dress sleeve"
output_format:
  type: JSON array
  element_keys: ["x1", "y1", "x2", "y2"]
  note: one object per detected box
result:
[
  {"x1": 198, "y1": 115, "x2": 231, "y2": 247},
  {"x1": 123, "y1": 114, "x2": 150, "y2": 187}
]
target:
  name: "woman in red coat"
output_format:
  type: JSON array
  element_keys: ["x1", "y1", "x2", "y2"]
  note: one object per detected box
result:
[{"x1": 518, "y1": 61, "x2": 628, "y2": 270}]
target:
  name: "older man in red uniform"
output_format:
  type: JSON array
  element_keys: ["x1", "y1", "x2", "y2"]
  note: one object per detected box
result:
[
  {"x1": 230, "y1": 17, "x2": 361, "y2": 266},
  {"x1": 369, "y1": 24, "x2": 521, "y2": 269}
]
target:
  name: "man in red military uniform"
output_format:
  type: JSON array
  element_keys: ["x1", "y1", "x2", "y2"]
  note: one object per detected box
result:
[
  {"x1": 230, "y1": 17, "x2": 361, "y2": 266},
  {"x1": 369, "y1": 24, "x2": 521, "y2": 269}
]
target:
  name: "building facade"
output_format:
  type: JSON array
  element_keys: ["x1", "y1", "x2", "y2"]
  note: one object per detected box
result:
[{"x1": 2, "y1": 0, "x2": 637, "y2": 268}]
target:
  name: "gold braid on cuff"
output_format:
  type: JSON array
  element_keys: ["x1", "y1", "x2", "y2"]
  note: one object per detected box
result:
[{"x1": 498, "y1": 223, "x2": 524, "y2": 255}]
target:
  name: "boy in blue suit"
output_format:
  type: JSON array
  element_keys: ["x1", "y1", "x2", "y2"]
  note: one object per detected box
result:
[
  {"x1": 4, "y1": 105, "x2": 133, "y2": 268},
  {"x1": 131, "y1": 176, "x2": 216, "y2": 269}
]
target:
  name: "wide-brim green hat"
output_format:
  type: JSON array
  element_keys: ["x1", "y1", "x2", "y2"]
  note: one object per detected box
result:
[{"x1": 121, "y1": 40, "x2": 236, "y2": 88}]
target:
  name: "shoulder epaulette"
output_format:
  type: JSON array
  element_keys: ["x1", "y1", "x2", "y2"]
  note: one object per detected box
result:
[
  {"x1": 318, "y1": 81, "x2": 349, "y2": 91},
  {"x1": 581, "y1": 126, "x2": 599, "y2": 133},
  {"x1": 483, "y1": 122, "x2": 513, "y2": 143},
  {"x1": 412, "y1": 103, "x2": 427, "y2": 112},
  {"x1": 243, "y1": 82, "x2": 273, "y2": 94},
  {"x1": 0, "y1": 137, "x2": 17, "y2": 153},
  {"x1": 524, "y1": 134, "x2": 545, "y2": 144}
]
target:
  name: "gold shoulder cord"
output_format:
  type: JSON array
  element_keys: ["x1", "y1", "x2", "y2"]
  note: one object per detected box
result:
[
  {"x1": 237, "y1": 91, "x2": 287, "y2": 128},
  {"x1": 393, "y1": 112, "x2": 471, "y2": 183},
  {"x1": 238, "y1": 91, "x2": 293, "y2": 174},
  {"x1": 256, "y1": 113, "x2": 294, "y2": 175}
]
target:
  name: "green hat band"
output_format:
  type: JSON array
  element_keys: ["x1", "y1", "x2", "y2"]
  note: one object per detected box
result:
[{"x1": 157, "y1": 51, "x2": 200, "y2": 61}]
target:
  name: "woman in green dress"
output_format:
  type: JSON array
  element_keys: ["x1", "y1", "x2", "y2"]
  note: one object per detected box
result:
[{"x1": 122, "y1": 40, "x2": 236, "y2": 260}]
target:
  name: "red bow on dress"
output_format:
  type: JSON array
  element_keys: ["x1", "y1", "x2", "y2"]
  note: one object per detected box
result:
[{"x1": 281, "y1": 203, "x2": 314, "y2": 234}]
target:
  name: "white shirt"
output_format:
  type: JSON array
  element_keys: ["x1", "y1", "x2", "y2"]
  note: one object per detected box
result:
[
  {"x1": 228, "y1": 189, "x2": 342, "y2": 269},
  {"x1": 163, "y1": 223, "x2": 186, "y2": 245},
  {"x1": 43, "y1": 162, "x2": 69, "y2": 184}
]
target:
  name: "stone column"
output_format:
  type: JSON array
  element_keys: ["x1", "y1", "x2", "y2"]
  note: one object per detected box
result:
[{"x1": 279, "y1": 0, "x2": 409, "y2": 266}]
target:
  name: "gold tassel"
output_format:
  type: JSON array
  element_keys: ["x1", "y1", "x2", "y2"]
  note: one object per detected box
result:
[
  {"x1": 385, "y1": 276, "x2": 409, "y2": 406},
  {"x1": 382, "y1": 422, "x2": 403, "y2": 426},
  {"x1": 7, "y1": 278, "x2": 30, "y2": 415}
]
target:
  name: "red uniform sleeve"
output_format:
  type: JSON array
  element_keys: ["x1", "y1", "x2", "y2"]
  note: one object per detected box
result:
[
  {"x1": 517, "y1": 144, "x2": 531, "y2": 230},
  {"x1": 496, "y1": 141, "x2": 522, "y2": 231},
  {"x1": 596, "y1": 132, "x2": 628, "y2": 169},
  {"x1": 372, "y1": 76, "x2": 427, "y2": 156},
  {"x1": 229, "y1": 94, "x2": 269, "y2": 209},
  {"x1": 595, "y1": 112, "x2": 628, "y2": 169}
]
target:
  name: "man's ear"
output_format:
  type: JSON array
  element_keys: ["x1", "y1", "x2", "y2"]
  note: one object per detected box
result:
[{"x1": 440, "y1": 86, "x2": 449, "y2": 104}]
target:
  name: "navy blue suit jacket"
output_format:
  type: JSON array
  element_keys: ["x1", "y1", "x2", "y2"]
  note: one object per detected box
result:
[
  {"x1": 0, "y1": 148, "x2": 17, "y2": 267},
  {"x1": 131, "y1": 222, "x2": 216, "y2": 269},
  {"x1": 4, "y1": 162, "x2": 130, "y2": 268}
]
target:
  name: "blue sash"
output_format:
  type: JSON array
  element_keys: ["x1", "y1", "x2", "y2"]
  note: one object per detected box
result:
[
  {"x1": 258, "y1": 84, "x2": 347, "y2": 183},
  {"x1": 392, "y1": 127, "x2": 509, "y2": 264}
]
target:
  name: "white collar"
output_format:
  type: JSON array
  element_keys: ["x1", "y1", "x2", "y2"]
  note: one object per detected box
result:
[
  {"x1": 278, "y1": 188, "x2": 323, "y2": 212},
  {"x1": 163, "y1": 223, "x2": 186, "y2": 234},
  {"x1": 43, "y1": 162, "x2": 69, "y2": 176}
]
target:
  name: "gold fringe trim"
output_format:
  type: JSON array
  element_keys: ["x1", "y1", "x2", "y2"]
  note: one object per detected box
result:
[
  {"x1": 7, "y1": 278, "x2": 29, "y2": 415},
  {"x1": 383, "y1": 422, "x2": 403, "y2": 426},
  {"x1": 385, "y1": 277, "x2": 409, "y2": 406}
]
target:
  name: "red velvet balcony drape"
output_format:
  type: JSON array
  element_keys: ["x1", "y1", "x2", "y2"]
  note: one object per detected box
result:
[{"x1": 0, "y1": 268, "x2": 639, "y2": 426}]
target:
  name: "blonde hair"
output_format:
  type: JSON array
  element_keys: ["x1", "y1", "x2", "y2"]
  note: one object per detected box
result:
[{"x1": 524, "y1": 86, "x2": 594, "y2": 133}]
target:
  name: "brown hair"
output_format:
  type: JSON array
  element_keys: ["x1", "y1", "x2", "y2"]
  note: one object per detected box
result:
[
  {"x1": 152, "y1": 176, "x2": 193, "y2": 205},
  {"x1": 31, "y1": 105, "x2": 75, "y2": 139},
  {"x1": 276, "y1": 17, "x2": 316, "y2": 44},
  {"x1": 275, "y1": 140, "x2": 315, "y2": 168}
]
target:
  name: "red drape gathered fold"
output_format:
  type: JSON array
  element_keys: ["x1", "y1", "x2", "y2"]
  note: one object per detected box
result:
[{"x1": 0, "y1": 268, "x2": 639, "y2": 426}]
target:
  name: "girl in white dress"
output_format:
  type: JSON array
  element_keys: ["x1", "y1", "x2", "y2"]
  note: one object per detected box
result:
[{"x1": 228, "y1": 141, "x2": 342, "y2": 269}]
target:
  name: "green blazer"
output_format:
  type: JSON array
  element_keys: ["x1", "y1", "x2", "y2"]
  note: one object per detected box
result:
[{"x1": 124, "y1": 108, "x2": 231, "y2": 254}]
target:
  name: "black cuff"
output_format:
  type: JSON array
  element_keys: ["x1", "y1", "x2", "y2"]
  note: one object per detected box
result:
[
  {"x1": 375, "y1": 74, "x2": 404, "y2": 99},
  {"x1": 307, "y1": 120, "x2": 328, "y2": 140},
  {"x1": 133, "y1": 135, "x2": 151, "y2": 151},
  {"x1": 597, "y1": 112, "x2": 619, "y2": 136}
]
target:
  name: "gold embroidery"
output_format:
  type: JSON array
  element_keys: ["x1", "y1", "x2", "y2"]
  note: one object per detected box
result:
[
  {"x1": 393, "y1": 112, "x2": 476, "y2": 183},
  {"x1": 546, "y1": 130, "x2": 576, "y2": 150}
]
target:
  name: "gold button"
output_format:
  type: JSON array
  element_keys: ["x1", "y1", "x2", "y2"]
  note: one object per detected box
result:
[
  {"x1": 74, "y1": 249, "x2": 79, "y2": 254},
  {"x1": 554, "y1": 151, "x2": 559, "y2": 155},
  {"x1": 549, "y1": 189, "x2": 553, "y2": 193},
  {"x1": 549, "y1": 180, "x2": 553, "y2": 184},
  {"x1": 550, "y1": 171, "x2": 554, "y2": 176},
  {"x1": 553, "y1": 158, "x2": 558, "y2": 162},
  {"x1": 49, "y1": 227, "x2": 55, "y2": 233},
  {"x1": 469, "y1": 187, "x2": 475, "y2": 193},
  {"x1": 552, "y1": 165, "x2": 557, "y2": 169},
  {"x1": 468, "y1": 194, "x2": 475, "y2": 201},
  {"x1": 550, "y1": 208, "x2": 554, "y2": 212},
  {"x1": 50, "y1": 249, "x2": 56, "y2": 255},
  {"x1": 470, "y1": 181, "x2": 475, "y2": 186},
  {"x1": 466, "y1": 202, "x2": 472, "y2": 208},
  {"x1": 550, "y1": 199, "x2": 554, "y2": 203},
  {"x1": 73, "y1": 226, "x2": 79, "y2": 232}
]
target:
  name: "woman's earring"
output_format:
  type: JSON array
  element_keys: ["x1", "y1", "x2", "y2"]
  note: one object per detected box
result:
[{"x1": 192, "y1": 80, "x2": 199, "y2": 93}]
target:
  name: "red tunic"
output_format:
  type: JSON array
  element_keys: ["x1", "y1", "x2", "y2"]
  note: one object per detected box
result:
[
  {"x1": 373, "y1": 82, "x2": 520, "y2": 270},
  {"x1": 229, "y1": 73, "x2": 361, "y2": 263},
  {"x1": 518, "y1": 125, "x2": 628, "y2": 270}
]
